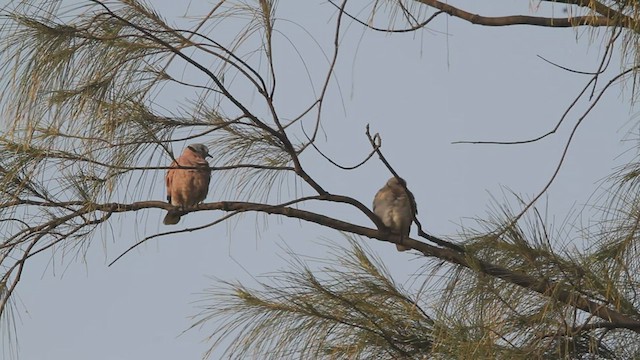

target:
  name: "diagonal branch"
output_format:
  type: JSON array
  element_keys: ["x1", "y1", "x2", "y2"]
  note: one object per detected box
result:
[
  {"x1": 70, "y1": 199, "x2": 640, "y2": 329},
  {"x1": 87, "y1": 0, "x2": 328, "y2": 196}
]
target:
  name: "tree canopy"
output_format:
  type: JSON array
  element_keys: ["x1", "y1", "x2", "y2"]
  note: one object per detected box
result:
[{"x1": 2, "y1": 0, "x2": 640, "y2": 358}]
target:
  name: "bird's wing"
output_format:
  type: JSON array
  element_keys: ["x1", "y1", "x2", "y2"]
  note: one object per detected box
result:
[
  {"x1": 372, "y1": 188, "x2": 385, "y2": 213},
  {"x1": 407, "y1": 187, "x2": 418, "y2": 216}
]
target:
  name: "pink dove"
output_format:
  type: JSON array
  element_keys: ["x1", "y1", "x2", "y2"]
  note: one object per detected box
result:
[
  {"x1": 373, "y1": 177, "x2": 417, "y2": 251},
  {"x1": 163, "y1": 144, "x2": 212, "y2": 225}
]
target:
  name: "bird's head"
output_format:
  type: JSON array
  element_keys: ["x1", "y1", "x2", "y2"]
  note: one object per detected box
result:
[
  {"x1": 387, "y1": 176, "x2": 407, "y2": 188},
  {"x1": 187, "y1": 143, "x2": 212, "y2": 159}
]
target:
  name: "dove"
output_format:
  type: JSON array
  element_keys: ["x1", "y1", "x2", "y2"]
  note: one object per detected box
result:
[
  {"x1": 163, "y1": 144, "x2": 212, "y2": 225},
  {"x1": 373, "y1": 177, "x2": 417, "y2": 251}
]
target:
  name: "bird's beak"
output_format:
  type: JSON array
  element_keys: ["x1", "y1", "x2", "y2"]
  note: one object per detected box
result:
[{"x1": 206, "y1": 153, "x2": 212, "y2": 158}]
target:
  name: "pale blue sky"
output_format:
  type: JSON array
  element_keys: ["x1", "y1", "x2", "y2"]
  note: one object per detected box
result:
[{"x1": 6, "y1": 1, "x2": 635, "y2": 359}]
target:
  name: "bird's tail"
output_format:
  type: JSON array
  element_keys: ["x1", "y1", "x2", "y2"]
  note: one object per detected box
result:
[
  {"x1": 396, "y1": 244, "x2": 410, "y2": 252},
  {"x1": 396, "y1": 234, "x2": 410, "y2": 251},
  {"x1": 163, "y1": 211, "x2": 182, "y2": 225}
]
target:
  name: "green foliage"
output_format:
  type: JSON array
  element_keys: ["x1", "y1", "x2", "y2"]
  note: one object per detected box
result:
[
  {"x1": 2, "y1": 1, "x2": 640, "y2": 359},
  {"x1": 192, "y1": 238, "x2": 434, "y2": 359}
]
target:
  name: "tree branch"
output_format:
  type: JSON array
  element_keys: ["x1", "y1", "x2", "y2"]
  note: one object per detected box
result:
[
  {"x1": 75, "y1": 199, "x2": 640, "y2": 330},
  {"x1": 415, "y1": 0, "x2": 617, "y2": 28}
]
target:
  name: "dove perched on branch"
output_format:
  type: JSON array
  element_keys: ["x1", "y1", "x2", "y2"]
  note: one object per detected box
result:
[
  {"x1": 163, "y1": 144, "x2": 212, "y2": 225},
  {"x1": 373, "y1": 177, "x2": 417, "y2": 251}
]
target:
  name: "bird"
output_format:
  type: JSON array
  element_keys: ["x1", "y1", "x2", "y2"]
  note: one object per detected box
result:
[
  {"x1": 163, "y1": 143, "x2": 212, "y2": 225},
  {"x1": 373, "y1": 176, "x2": 417, "y2": 251}
]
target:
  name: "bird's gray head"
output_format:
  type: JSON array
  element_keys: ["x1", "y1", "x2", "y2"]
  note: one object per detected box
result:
[
  {"x1": 187, "y1": 143, "x2": 211, "y2": 158},
  {"x1": 387, "y1": 176, "x2": 407, "y2": 188}
]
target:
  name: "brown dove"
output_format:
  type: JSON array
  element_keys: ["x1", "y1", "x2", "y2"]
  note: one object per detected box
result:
[
  {"x1": 163, "y1": 143, "x2": 212, "y2": 225},
  {"x1": 373, "y1": 177, "x2": 417, "y2": 251}
]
